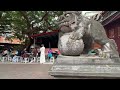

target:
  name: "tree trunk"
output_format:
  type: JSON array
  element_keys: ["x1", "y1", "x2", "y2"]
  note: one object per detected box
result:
[{"x1": 24, "y1": 35, "x2": 34, "y2": 52}]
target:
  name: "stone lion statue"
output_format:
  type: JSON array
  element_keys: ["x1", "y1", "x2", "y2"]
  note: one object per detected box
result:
[{"x1": 57, "y1": 11, "x2": 119, "y2": 58}]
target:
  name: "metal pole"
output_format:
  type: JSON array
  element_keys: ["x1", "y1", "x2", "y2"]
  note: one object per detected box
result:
[
  {"x1": 49, "y1": 42, "x2": 51, "y2": 49},
  {"x1": 34, "y1": 38, "x2": 35, "y2": 48}
]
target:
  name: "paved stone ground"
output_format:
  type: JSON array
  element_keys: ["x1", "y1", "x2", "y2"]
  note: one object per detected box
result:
[
  {"x1": 0, "y1": 62, "x2": 116, "y2": 79},
  {"x1": 0, "y1": 62, "x2": 54, "y2": 79}
]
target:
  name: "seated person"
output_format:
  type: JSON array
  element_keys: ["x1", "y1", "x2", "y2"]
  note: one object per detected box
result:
[
  {"x1": 21, "y1": 48, "x2": 28, "y2": 58},
  {"x1": 12, "y1": 55, "x2": 18, "y2": 62},
  {"x1": 17, "y1": 49, "x2": 22, "y2": 57},
  {"x1": 30, "y1": 48, "x2": 38, "y2": 62},
  {"x1": 12, "y1": 50, "x2": 19, "y2": 62},
  {"x1": 22, "y1": 51, "x2": 29, "y2": 59},
  {"x1": 2, "y1": 49, "x2": 8, "y2": 57},
  {"x1": 32, "y1": 48, "x2": 38, "y2": 57}
]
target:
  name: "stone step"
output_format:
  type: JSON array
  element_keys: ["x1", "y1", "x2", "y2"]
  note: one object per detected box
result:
[
  {"x1": 55, "y1": 57, "x2": 120, "y2": 65},
  {"x1": 49, "y1": 64, "x2": 120, "y2": 78}
]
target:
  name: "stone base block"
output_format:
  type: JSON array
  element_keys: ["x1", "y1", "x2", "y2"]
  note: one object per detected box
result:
[{"x1": 48, "y1": 55, "x2": 120, "y2": 78}]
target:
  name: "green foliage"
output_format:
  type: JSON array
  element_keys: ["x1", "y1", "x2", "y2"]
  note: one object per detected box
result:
[{"x1": 0, "y1": 11, "x2": 63, "y2": 46}]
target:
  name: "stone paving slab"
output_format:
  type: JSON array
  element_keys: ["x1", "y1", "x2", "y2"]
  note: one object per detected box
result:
[{"x1": 0, "y1": 63, "x2": 54, "y2": 79}]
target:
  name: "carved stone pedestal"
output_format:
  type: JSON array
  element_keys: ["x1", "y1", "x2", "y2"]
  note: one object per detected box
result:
[{"x1": 48, "y1": 55, "x2": 120, "y2": 79}]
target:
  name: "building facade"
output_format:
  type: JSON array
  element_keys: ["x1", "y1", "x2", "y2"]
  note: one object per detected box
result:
[{"x1": 100, "y1": 11, "x2": 120, "y2": 53}]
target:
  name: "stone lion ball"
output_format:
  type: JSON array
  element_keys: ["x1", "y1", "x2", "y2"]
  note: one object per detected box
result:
[{"x1": 58, "y1": 31, "x2": 84, "y2": 56}]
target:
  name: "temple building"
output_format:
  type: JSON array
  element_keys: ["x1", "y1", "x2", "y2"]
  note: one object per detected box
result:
[
  {"x1": 100, "y1": 11, "x2": 120, "y2": 53},
  {"x1": 85, "y1": 11, "x2": 120, "y2": 54}
]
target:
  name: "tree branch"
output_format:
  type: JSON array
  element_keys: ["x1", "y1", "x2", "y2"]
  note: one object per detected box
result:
[
  {"x1": 31, "y1": 11, "x2": 49, "y2": 26},
  {"x1": 40, "y1": 11, "x2": 48, "y2": 22},
  {"x1": 20, "y1": 11, "x2": 51, "y2": 34},
  {"x1": 19, "y1": 11, "x2": 31, "y2": 30},
  {"x1": 27, "y1": 27, "x2": 47, "y2": 34}
]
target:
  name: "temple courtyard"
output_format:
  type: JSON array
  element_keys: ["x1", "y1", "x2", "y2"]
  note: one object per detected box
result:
[{"x1": 0, "y1": 62, "x2": 54, "y2": 79}]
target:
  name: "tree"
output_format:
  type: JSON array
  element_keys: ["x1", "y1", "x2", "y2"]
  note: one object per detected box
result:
[{"x1": 0, "y1": 11, "x2": 63, "y2": 50}]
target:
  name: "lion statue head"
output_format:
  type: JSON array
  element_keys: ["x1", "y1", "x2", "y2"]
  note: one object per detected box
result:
[{"x1": 58, "y1": 11, "x2": 82, "y2": 33}]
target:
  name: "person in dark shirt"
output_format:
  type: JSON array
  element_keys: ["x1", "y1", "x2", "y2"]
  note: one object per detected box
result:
[{"x1": 17, "y1": 49, "x2": 22, "y2": 56}]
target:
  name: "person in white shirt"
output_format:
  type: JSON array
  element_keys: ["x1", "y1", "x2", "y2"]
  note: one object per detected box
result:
[{"x1": 40, "y1": 44, "x2": 45, "y2": 64}]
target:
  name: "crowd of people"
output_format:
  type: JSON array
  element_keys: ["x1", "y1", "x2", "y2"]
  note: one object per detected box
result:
[{"x1": 0, "y1": 44, "x2": 59, "y2": 64}]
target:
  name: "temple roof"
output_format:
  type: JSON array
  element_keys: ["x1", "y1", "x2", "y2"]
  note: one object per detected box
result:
[
  {"x1": 0, "y1": 36, "x2": 21, "y2": 44},
  {"x1": 100, "y1": 11, "x2": 120, "y2": 26},
  {"x1": 30, "y1": 30, "x2": 59, "y2": 38}
]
